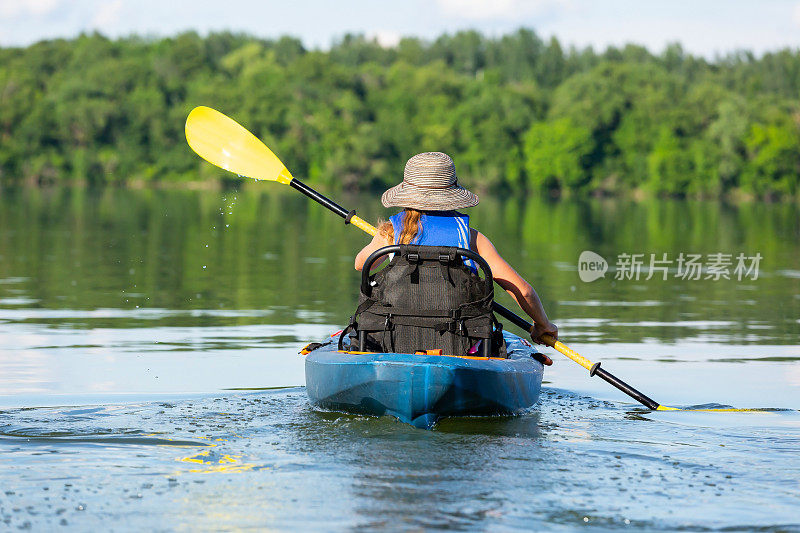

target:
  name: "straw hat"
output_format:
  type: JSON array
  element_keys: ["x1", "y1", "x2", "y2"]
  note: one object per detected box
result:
[{"x1": 381, "y1": 152, "x2": 479, "y2": 211}]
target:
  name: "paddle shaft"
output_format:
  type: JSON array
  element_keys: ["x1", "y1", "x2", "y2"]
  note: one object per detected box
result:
[
  {"x1": 289, "y1": 178, "x2": 376, "y2": 236},
  {"x1": 493, "y1": 302, "x2": 661, "y2": 409}
]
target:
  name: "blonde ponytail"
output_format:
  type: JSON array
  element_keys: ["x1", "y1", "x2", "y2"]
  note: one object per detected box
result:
[{"x1": 397, "y1": 208, "x2": 423, "y2": 244}]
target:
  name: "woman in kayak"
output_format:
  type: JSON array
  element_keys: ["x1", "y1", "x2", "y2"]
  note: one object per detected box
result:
[{"x1": 355, "y1": 151, "x2": 558, "y2": 344}]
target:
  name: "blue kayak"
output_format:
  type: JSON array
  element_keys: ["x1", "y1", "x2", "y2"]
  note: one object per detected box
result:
[{"x1": 304, "y1": 331, "x2": 544, "y2": 429}]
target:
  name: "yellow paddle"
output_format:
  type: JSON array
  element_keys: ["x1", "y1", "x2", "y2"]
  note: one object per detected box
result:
[
  {"x1": 184, "y1": 105, "x2": 768, "y2": 413},
  {"x1": 186, "y1": 106, "x2": 375, "y2": 235},
  {"x1": 185, "y1": 106, "x2": 293, "y2": 185}
]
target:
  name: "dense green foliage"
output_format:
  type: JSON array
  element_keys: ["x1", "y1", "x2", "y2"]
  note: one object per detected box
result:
[{"x1": 1, "y1": 30, "x2": 798, "y2": 198}]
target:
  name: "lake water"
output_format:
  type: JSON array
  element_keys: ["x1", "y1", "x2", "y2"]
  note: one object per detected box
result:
[{"x1": 1, "y1": 187, "x2": 798, "y2": 530}]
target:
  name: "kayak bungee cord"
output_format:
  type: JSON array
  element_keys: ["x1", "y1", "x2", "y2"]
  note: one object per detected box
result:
[{"x1": 184, "y1": 105, "x2": 764, "y2": 413}]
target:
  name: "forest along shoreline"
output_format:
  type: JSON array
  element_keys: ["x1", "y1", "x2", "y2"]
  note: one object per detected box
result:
[{"x1": 1, "y1": 29, "x2": 798, "y2": 201}]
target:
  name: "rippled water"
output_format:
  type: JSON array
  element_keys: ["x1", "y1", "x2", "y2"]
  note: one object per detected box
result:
[{"x1": 1, "y1": 188, "x2": 799, "y2": 530}]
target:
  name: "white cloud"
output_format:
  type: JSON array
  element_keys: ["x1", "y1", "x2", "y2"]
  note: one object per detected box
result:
[
  {"x1": 90, "y1": 0, "x2": 124, "y2": 28},
  {"x1": 793, "y1": 2, "x2": 800, "y2": 28},
  {"x1": 0, "y1": 0, "x2": 62, "y2": 17},
  {"x1": 435, "y1": 0, "x2": 569, "y2": 20},
  {"x1": 368, "y1": 30, "x2": 401, "y2": 48}
]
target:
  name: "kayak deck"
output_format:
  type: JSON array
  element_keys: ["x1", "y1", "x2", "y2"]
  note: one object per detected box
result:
[{"x1": 304, "y1": 331, "x2": 544, "y2": 429}]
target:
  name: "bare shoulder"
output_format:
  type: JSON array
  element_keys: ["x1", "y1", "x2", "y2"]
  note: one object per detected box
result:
[
  {"x1": 355, "y1": 223, "x2": 394, "y2": 271},
  {"x1": 369, "y1": 227, "x2": 394, "y2": 252},
  {"x1": 472, "y1": 229, "x2": 497, "y2": 254},
  {"x1": 471, "y1": 229, "x2": 522, "y2": 283}
]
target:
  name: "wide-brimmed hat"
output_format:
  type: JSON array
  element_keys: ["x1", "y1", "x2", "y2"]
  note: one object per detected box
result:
[{"x1": 381, "y1": 152, "x2": 479, "y2": 211}]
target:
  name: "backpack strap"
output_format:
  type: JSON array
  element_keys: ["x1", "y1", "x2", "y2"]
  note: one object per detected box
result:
[
  {"x1": 438, "y1": 251, "x2": 455, "y2": 286},
  {"x1": 337, "y1": 297, "x2": 379, "y2": 351}
]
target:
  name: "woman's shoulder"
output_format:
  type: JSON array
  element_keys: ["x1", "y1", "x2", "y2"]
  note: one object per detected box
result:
[
  {"x1": 470, "y1": 228, "x2": 496, "y2": 252},
  {"x1": 469, "y1": 227, "x2": 480, "y2": 250}
]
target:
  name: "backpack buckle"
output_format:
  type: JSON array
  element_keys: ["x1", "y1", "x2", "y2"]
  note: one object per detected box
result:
[
  {"x1": 407, "y1": 252, "x2": 419, "y2": 263},
  {"x1": 447, "y1": 309, "x2": 462, "y2": 333}
]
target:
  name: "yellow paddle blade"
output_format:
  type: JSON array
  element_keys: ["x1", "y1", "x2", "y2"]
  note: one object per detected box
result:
[
  {"x1": 185, "y1": 106, "x2": 293, "y2": 184},
  {"x1": 656, "y1": 405, "x2": 775, "y2": 413}
]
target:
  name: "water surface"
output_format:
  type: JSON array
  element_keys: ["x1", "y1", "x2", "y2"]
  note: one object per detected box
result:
[{"x1": 0, "y1": 188, "x2": 798, "y2": 530}]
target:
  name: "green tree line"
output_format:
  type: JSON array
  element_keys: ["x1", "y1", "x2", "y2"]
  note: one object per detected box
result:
[{"x1": 1, "y1": 29, "x2": 798, "y2": 198}]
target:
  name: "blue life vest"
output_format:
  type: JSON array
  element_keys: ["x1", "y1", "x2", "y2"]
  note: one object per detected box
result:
[{"x1": 389, "y1": 211, "x2": 476, "y2": 270}]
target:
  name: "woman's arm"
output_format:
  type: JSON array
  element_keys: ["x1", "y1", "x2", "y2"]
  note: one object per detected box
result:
[
  {"x1": 355, "y1": 227, "x2": 394, "y2": 271},
  {"x1": 473, "y1": 230, "x2": 558, "y2": 343}
]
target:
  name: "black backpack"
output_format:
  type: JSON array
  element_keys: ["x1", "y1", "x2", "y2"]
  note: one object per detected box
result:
[{"x1": 340, "y1": 245, "x2": 506, "y2": 357}]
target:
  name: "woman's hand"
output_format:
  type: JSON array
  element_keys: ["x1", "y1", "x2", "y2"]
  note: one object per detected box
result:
[{"x1": 530, "y1": 321, "x2": 558, "y2": 346}]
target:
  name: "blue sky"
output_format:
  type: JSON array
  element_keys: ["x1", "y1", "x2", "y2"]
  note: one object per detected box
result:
[{"x1": 1, "y1": 0, "x2": 799, "y2": 58}]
